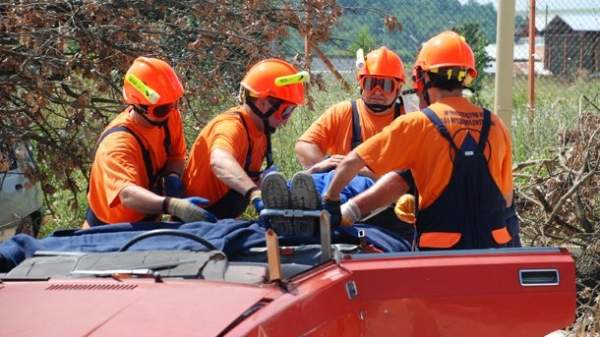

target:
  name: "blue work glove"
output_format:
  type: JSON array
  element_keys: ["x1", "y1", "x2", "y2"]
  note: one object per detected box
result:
[
  {"x1": 246, "y1": 187, "x2": 264, "y2": 214},
  {"x1": 322, "y1": 197, "x2": 342, "y2": 227},
  {"x1": 164, "y1": 196, "x2": 217, "y2": 223},
  {"x1": 164, "y1": 174, "x2": 185, "y2": 198},
  {"x1": 252, "y1": 196, "x2": 264, "y2": 214}
]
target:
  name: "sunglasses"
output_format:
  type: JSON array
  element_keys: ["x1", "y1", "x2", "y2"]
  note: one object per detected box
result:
[
  {"x1": 279, "y1": 104, "x2": 296, "y2": 121},
  {"x1": 139, "y1": 103, "x2": 177, "y2": 118},
  {"x1": 362, "y1": 77, "x2": 398, "y2": 93},
  {"x1": 266, "y1": 97, "x2": 296, "y2": 122}
]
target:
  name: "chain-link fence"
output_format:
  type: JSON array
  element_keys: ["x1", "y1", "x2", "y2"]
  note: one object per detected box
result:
[{"x1": 307, "y1": 0, "x2": 600, "y2": 118}]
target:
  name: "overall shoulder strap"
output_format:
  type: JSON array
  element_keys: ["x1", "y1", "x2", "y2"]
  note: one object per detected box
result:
[
  {"x1": 162, "y1": 123, "x2": 172, "y2": 156},
  {"x1": 476, "y1": 109, "x2": 492, "y2": 153},
  {"x1": 350, "y1": 100, "x2": 362, "y2": 150},
  {"x1": 422, "y1": 108, "x2": 459, "y2": 152},
  {"x1": 393, "y1": 98, "x2": 403, "y2": 119},
  {"x1": 95, "y1": 125, "x2": 155, "y2": 185},
  {"x1": 236, "y1": 112, "x2": 253, "y2": 172}
]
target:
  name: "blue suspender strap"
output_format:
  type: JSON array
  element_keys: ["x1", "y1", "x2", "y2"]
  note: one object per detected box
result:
[
  {"x1": 236, "y1": 112, "x2": 253, "y2": 172},
  {"x1": 162, "y1": 123, "x2": 172, "y2": 156},
  {"x1": 476, "y1": 109, "x2": 492, "y2": 153},
  {"x1": 421, "y1": 108, "x2": 459, "y2": 152},
  {"x1": 95, "y1": 125, "x2": 155, "y2": 186},
  {"x1": 350, "y1": 100, "x2": 362, "y2": 150}
]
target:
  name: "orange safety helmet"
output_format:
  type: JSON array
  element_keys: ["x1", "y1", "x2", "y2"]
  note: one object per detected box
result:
[
  {"x1": 241, "y1": 58, "x2": 305, "y2": 106},
  {"x1": 412, "y1": 31, "x2": 477, "y2": 92},
  {"x1": 122, "y1": 57, "x2": 184, "y2": 106},
  {"x1": 357, "y1": 46, "x2": 405, "y2": 82}
]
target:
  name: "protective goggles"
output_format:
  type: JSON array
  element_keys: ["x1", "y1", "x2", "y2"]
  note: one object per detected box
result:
[
  {"x1": 139, "y1": 102, "x2": 177, "y2": 118},
  {"x1": 266, "y1": 97, "x2": 296, "y2": 122},
  {"x1": 362, "y1": 77, "x2": 398, "y2": 93}
]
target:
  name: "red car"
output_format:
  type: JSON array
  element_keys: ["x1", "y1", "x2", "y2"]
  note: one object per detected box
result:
[{"x1": 0, "y1": 214, "x2": 575, "y2": 337}]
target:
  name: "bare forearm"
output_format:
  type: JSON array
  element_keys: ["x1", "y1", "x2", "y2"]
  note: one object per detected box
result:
[
  {"x1": 324, "y1": 151, "x2": 365, "y2": 200},
  {"x1": 295, "y1": 141, "x2": 325, "y2": 170},
  {"x1": 211, "y1": 149, "x2": 256, "y2": 195},
  {"x1": 353, "y1": 171, "x2": 409, "y2": 215},
  {"x1": 120, "y1": 184, "x2": 165, "y2": 214}
]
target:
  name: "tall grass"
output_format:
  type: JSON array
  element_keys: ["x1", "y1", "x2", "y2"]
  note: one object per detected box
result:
[{"x1": 40, "y1": 74, "x2": 600, "y2": 233}]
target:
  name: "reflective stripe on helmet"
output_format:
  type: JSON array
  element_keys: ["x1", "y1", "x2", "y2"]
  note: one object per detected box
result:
[
  {"x1": 274, "y1": 71, "x2": 310, "y2": 87},
  {"x1": 125, "y1": 73, "x2": 161, "y2": 105}
]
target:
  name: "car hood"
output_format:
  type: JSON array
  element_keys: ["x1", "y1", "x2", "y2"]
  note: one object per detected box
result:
[{"x1": 0, "y1": 279, "x2": 276, "y2": 337}]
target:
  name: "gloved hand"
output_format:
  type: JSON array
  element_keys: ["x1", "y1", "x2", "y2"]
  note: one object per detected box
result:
[
  {"x1": 322, "y1": 197, "x2": 342, "y2": 227},
  {"x1": 249, "y1": 189, "x2": 264, "y2": 214},
  {"x1": 164, "y1": 174, "x2": 185, "y2": 198},
  {"x1": 164, "y1": 196, "x2": 217, "y2": 223},
  {"x1": 340, "y1": 199, "x2": 361, "y2": 226},
  {"x1": 394, "y1": 194, "x2": 416, "y2": 224}
]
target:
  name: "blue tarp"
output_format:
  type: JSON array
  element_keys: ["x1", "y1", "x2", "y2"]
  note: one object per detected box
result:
[{"x1": 0, "y1": 219, "x2": 411, "y2": 268}]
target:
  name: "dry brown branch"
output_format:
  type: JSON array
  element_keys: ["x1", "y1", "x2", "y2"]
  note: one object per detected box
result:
[{"x1": 1, "y1": 1, "x2": 343, "y2": 205}]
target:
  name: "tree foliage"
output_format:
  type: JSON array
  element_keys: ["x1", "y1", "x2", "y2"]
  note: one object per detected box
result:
[
  {"x1": 452, "y1": 22, "x2": 493, "y2": 103},
  {"x1": 348, "y1": 25, "x2": 376, "y2": 55},
  {"x1": 0, "y1": 0, "x2": 342, "y2": 209},
  {"x1": 307, "y1": 0, "x2": 497, "y2": 61}
]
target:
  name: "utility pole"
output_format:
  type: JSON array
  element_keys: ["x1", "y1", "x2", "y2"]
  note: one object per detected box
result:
[{"x1": 494, "y1": 0, "x2": 517, "y2": 129}]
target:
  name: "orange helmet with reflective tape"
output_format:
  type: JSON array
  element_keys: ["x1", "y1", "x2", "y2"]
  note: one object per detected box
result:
[
  {"x1": 122, "y1": 57, "x2": 184, "y2": 106},
  {"x1": 241, "y1": 58, "x2": 305, "y2": 105},
  {"x1": 412, "y1": 31, "x2": 477, "y2": 91},
  {"x1": 357, "y1": 46, "x2": 405, "y2": 82}
]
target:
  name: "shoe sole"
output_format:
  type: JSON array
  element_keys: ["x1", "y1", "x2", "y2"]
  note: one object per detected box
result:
[
  {"x1": 290, "y1": 171, "x2": 320, "y2": 235},
  {"x1": 261, "y1": 172, "x2": 290, "y2": 209},
  {"x1": 260, "y1": 172, "x2": 291, "y2": 235},
  {"x1": 290, "y1": 171, "x2": 320, "y2": 210}
]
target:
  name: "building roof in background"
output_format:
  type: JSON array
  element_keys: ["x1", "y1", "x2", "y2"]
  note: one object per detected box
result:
[
  {"x1": 516, "y1": 0, "x2": 600, "y2": 32},
  {"x1": 544, "y1": 13, "x2": 600, "y2": 32}
]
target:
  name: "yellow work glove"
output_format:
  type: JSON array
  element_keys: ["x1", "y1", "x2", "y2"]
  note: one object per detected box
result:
[
  {"x1": 164, "y1": 197, "x2": 217, "y2": 223},
  {"x1": 394, "y1": 194, "x2": 416, "y2": 224}
]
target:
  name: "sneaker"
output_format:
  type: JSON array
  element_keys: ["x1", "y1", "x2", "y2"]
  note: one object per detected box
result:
[
  {"x1": 260, "y1": 172, "x2": 292, "y2": 235},
  {"x1": 290, "y1": 171, "x2": 320, "y2": 235},
  {"x1": 290, "y1": 171, "x2": 321, "y2": 210}
]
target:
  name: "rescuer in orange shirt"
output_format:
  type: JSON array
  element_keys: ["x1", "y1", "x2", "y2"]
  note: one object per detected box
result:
[
  {"x1": 293, "y1": 47, "x2": 415, "y2": 239},
  {"x1": 85, "y1": 57, "x2": 216, "y2": 227},
  {"x1": 323, "y1": 31, "x2": 515, "y2": 250},
  {"x1": 295, "y1": 46, "x2": 406, "y2": 177},
  {"x1": 183, "y1": 59, "x2": 307, "y2": 219}
]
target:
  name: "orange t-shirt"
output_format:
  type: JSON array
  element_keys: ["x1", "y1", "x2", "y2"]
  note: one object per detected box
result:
[
  {"x1": 298, "y1": 99, "x2": 401, "y2": 155},
  {"x1": 87, "y1": 108, "x2": 186, "y2": 223},
  {"x1": 183, "y1": 106, "x2": 267, "y2": 206},
  {"x1": 355, "y1": 96, "x2": 513, "y2": 210}
]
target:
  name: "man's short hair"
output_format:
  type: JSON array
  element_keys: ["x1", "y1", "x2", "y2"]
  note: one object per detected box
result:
[{"x1": 427, "y1": 67, "x2": 468, "y2": 91}]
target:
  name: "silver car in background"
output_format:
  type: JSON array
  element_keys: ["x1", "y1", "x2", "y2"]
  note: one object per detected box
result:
[{"x1": 0, "y1": 142, "x2": 43, "y2": 240}]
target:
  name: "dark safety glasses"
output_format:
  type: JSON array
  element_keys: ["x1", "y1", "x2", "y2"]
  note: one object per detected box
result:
[
  {"x1": 362, "y1": 77, "x2": 397, "y2": 93},
  {"x1": 279, "y1": 104, "x2": 296, "y2": 121},
  {"x1": 266, "y1": 97, "x2": 296, "y2": 122},
  {"x1": 140, "y1": 102, "x2": 177, "y2": 118}
]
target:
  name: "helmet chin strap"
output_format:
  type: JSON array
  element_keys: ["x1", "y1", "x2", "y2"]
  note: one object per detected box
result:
[
  {"x1": 364, "y1": 100, "x2": 396, "y2": 113},
  {"x1": 423, "y1": 80, "x2": 432, "y2": 107},
  {"x1": 246, "y1": 99, "x2": 281, "y2": 169}
]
